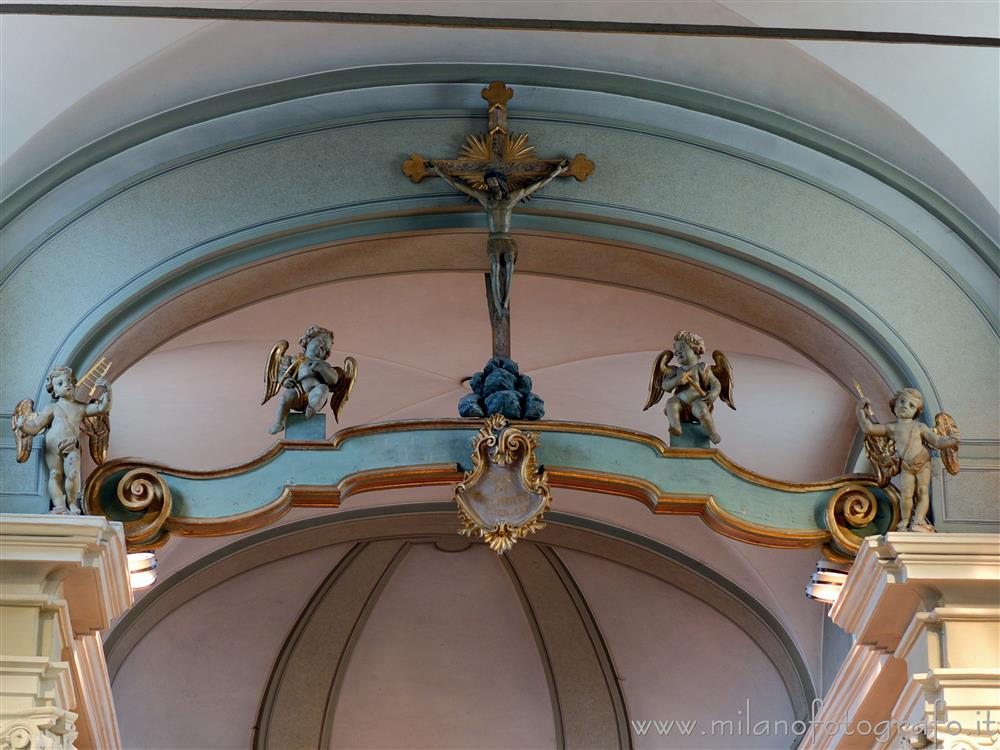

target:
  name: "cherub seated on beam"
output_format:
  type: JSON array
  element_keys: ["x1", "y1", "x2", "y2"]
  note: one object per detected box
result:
[
  {"x1": 644, "y1": 330, "x2": 734, "y2": 445},
  {"x1": 262, "y1": 325, "x2": 357, "y2": 435}
]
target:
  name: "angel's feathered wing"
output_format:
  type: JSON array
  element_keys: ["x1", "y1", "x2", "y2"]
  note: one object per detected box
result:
[
  {"x1": 11, "y1": 399, "x2": 36, "y2": 463},
  {"x1": 711, "y1": 351, "x2": 735, "y2": 410},
  {"x1": 934, "y1": 412, "x2": 960, "y2": 476},
  {"x1": 643, "y1": 350, "x2": 674, "y2": 411},
  {"x1": 865, "y1": 434, "x2": 899, "y2": 487},
  {"x1": 860, "y1": 402, "x2": 899, "y2": 487},
  {"x1": 82, "y1": 412, "x2": 110, "y2": 465},
  {"x1": 328, "y1": 356, "x2": 358, "y2": 423},
  {"x1": 261, "y1": 340, "x2": 290, "y2": 405}
]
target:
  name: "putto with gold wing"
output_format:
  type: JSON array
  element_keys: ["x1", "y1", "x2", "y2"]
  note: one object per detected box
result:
[
  {"x1": 453, "y1": 414, "x2": 552, "y2": 554},
  {"x1": 853, "y1": 383, "x2": 899, "y2": 488},
  {"x1": 400, "y1": 81, "x2": 594, "y2": 327},
  {"x1": 262, "y1": 325, "x2": 357, "y2": 435},
  {"x1": 854, "y1": 382, "x2": 959, "y2": 532},
  {"x1": 11, "y1": 359, "x2": 113, "y2": 514},
  {"x1": 643, "y1": 330, "x2": 734, "y2": 445}
]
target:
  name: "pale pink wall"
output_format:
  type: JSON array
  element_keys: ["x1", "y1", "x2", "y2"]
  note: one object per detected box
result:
[
  {"x1": 549, "y1": 489, "x2": 825, "y2": 685},
  {"x1": 113, "y1": 544, "x2": 351, "y2": 749},
  {"x1": 328, "y1": 543, "x2": 557, "y2": 749},
  {"x1": 113, "y1": 538, "x2": 802, "y2": 750},
  {"x1": 121, "y1": 486, "x2": 824, "y2": 687},
  {"x1": 109, "y1": 273, "x2": 853, "y2": 479},
  {"x1": 559, "y1": 549, "x2": 797, "y2": 749},
  {"x1": 532, "y1": 350, "x2": 854, "y2": 481}
]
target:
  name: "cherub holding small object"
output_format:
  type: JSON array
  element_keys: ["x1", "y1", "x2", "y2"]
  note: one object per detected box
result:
[
  {"x1": 644, "y1": 330, "x2": 734, "y2": 444},
  {"x1": 262, "y1": 325, "x2": 357, "y2": 435},
  {"x1": 856, "y1": 386, "x2": 959, "y2": 532},
  {"x1": 12, "y1": 365, "x2": 112, "y2": 514}
]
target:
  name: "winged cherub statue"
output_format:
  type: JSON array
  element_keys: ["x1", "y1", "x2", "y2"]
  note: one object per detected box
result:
[
  {"x1": 855, "y1": 384, "x2": 959, "y2": 532},
  {"x1": 11, "y1": 365, "x2": 112, "y2": 514},
  {"x1": 262, "y1": 325, "x2": 357, "y2": 435},
  {"x1": 643, "y1": 330, "x2": 734, "y2": 445}
]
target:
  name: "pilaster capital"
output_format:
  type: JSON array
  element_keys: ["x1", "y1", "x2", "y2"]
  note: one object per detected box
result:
[
  {"x1": 0, "y1": 709, "x2": 78, "y2": 750},
  {"x1": 830, "y1": 533, "x2": 1000, "y2": 649},
  {"x1": 0, "y1": 514, "x2": 132, "y2": 635}
]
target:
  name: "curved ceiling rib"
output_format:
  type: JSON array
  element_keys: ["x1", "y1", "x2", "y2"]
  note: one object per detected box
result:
[{"x1": 105, "y1": 505, "x2": 816, "y2": 732}]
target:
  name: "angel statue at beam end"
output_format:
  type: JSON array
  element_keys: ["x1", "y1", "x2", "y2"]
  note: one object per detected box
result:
[
  {"x1": 643, "y1": 330, "x2": 734, "y2": 445},
  {"x1": 11, "y1": 361, "x2": 112, "y2": 515},
  {"x1": 854, "y1": 383, "x2": 959, "y2": 533},
  {"x1": 262, "y1": 325, "x2": 357, "y2": 435}
]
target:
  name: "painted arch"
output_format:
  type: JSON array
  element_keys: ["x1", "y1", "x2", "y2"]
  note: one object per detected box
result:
[{"x1": 1, "y1": 64, "x2": 997, "y2": 530}]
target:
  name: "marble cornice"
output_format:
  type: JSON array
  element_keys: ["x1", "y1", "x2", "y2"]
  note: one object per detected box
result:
[{"x1": 0, "y1": 514, "x2": 132, "y2": 633}]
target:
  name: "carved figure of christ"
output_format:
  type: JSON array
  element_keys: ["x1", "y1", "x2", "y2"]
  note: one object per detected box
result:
[
  {"x1": 430, "y1": 161, "x2": 566, "y2": 321},
  {"x1": 401, "y1": 81, "x2": 594, "y2": 359}
]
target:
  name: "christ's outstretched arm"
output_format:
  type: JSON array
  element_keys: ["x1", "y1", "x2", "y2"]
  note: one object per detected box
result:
[
  {"x1": 430, "y1": 163, "x2": 487, "y2": 206},
  {"x1": 510, "y1": 161, "x2": 568, "y2": 202}
]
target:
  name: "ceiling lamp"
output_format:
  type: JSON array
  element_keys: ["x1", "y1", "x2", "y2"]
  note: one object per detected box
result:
[
  {"x1": 127, "y1": 551, "x2": 158, "y2": 590},
  {"x1": 805, "y1": 561, "x2": 850, "y2": 604}
]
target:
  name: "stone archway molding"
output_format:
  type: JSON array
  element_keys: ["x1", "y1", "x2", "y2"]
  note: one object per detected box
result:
[
  {"x1": 4, "y1": 63, "x2": 995, "y2": 271},
  {"x1": 102, "y1": 504, "x2": 816, "y2": 742},
  {"x1": 4, "y1": 65, "x2": 995, "y2": 530}
]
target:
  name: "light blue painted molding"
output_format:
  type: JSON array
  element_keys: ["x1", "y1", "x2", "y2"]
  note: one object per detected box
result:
[
  {"x1": 0, "y1": 452, "x2": 46, "y2": 512},
  {"x1": 1, "y1": 82, "x2": 991, "y2": 421},
  {"x1": 86, "y1": 421, "x2": 897, "y2": 553},
  {"x1": 0, "y1": 411, "x2": 46, "y2": 511},
  {"x1": 48, "y1": 209, "x2": 939, "y2": 415},
  {"x1": 2, "y1": 83, "x2": 996, "y2": 321},
  {"x1": 0, "y1": 75, "x2": 993, "y2": 530},
  {"x1": 0, "y1": 101, "x2": 991, "y2": 426},
  {"x1": 2, "y1": 64, "x2": 996, "y2": 274}
]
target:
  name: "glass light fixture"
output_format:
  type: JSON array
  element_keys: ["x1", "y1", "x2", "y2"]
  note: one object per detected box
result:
[
  {"x1": 127, "y1": 551, "x2": 158, "y2": 590},
  {"x1": 805, "y1": 561, "x2": 850, "y2": 604}
]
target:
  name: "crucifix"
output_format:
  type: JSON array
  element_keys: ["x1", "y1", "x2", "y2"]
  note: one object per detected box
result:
[{"x1": 403, "y1": 81, "x2": 594, "y2": 359}]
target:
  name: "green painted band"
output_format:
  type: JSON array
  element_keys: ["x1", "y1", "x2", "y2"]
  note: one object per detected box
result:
[
  {"x1": 2, "y1": 63, "x2": 996, "y2": 275},
  {"x1": 52, "y1": 209, "x2": 931, "y2": 412}
]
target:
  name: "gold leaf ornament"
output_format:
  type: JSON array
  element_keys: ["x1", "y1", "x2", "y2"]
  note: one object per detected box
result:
[
  {"x1": 934, "y1": 412, "x2": 960, "y2": 476},
  {"x1": 116, "y1": 467, "x2": 173, "y2": 549},
  {"x1": 567, "y1": 153, "x2": 595, "y2": 182},
  {"x1": 824, "y1": 483, "x2": 899, "y2": 561},
  {"x1": 453, "y1": 414, "x2": 552, "y2": 554},
  {"x1": 402, "y1": 154, "x2": 429, "y2": 183},
  {"x1": 458, "y1": 132, "x2": 539, "y2": 191}
]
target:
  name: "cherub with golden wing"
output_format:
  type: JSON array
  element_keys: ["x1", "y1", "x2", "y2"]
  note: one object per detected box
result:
[
  {"x1": 854, "y1": 383, "x2": 959, "y2": 532},
  {"x1": 262, "y1": 325, "x2": 357, "y2": 435},
  {"x1": 11, "y1": 364, "x2": 112, "y2": 514},
  {"x1": 643, "y1": 330, "x2": 734, "y2": 444}
]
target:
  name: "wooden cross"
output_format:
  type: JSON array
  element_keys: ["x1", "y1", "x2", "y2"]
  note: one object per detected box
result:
[
  {"x1": 403, "y1": 81, "x2": 594, "y2": 190},
  {"x1": 402, "y1": 81, "x2": 594, "y2": 359}
]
